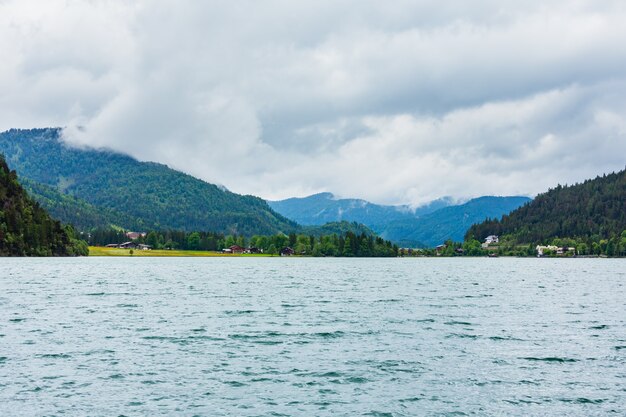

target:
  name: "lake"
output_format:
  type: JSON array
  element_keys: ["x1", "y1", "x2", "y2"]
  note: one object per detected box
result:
[{"x1": 0, "y1": 257, "x2": 624, "y2": 416}]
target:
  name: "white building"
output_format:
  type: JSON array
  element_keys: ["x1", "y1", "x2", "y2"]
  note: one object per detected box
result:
[
  {"x1": 536, "y1": 245, "x2": 558, "y2": 256},
  {"x1": 482, "y1": 235, "x2": 499, "y2": 248}
]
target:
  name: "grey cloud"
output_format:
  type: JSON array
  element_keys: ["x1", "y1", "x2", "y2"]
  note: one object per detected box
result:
[{"x1": 1, "y1": 0, "x2": 625, "y2": 205}]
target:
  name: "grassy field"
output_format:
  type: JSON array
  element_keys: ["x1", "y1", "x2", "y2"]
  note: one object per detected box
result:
[{"x1": 88, "y1": 246, "x2": 275, "y2": 257}]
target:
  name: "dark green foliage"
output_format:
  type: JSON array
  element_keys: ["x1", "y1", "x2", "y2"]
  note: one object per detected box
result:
[
  {"x1": 0, "y1": 154, "x2": 88, "y2": 256},
  {"x1": 0, "y1": 128, "x2": 298, "y2": 235},
  {"x1": 301, "y1": 221, "x2": 376, "y2": 237},
  {"x1": 88, "y1": 227, "x2": 398, "y2": 257},
  {"x1": 466, "y1": 169, "x2": 626, "y2": 247},
  {"x1": 21, "y1": 177, "x2": 146, "y2": 230}
]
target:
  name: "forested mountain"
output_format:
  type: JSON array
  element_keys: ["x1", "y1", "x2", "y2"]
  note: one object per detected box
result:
[
  {"x1": 0, "y1": 154, "x2": 88, "y2": 256},
  {"x1": 301, "y1": 220, "x2": 376, "y2": 237},
  {"x1": 268, "y1": 192, "x2": 453, "y2": 226},
  {"x1": 0, "y1": 128, "x2": 298, "y2": 236},
  {"x1": 269, "y1": 192, "x2": 529, "y2": 247},
  {"x1": 21, "y1": 177, "x2": 146, "y2": 231},
  {"x1": 466, "y1": 169, "x2": 626, "y2": 244},
  {"x1": 375, "y1": 196, "x2": 531, "y2": 247}
]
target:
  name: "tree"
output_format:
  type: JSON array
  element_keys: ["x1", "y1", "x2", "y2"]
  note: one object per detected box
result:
[
  {"x1": 342, "y1": 236, "x2": 353, "y2": 256},
  {"x1": 146, "y1": 231, "x2": 159, "y2": 248},
  {"x1": 187, "y1": 232, "x2": 201, "y2": 250}
]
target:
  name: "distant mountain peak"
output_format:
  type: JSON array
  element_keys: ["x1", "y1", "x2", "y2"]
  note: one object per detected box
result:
[{"x1": 269, "y1": 192, "x2": 531, "y2": 247}]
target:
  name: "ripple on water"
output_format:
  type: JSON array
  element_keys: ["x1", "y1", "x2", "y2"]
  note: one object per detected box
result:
[
  {"x1": 559, "y1": 398, "x2": 606, "y2": 404},
  {"x1": 520, "y1": 357, "x2": 579, "y2": 363},
  {"x1": 36, "y1": 353, "x2": 71, "y2": 359},
  {"x1": 0, "y1": 257, "x2": 624, "y2": 416}
]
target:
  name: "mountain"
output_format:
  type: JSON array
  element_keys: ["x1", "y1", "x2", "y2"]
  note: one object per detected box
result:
[
  {"x1": 0, "y1": 128, "x2": 298, "y2": 236},
  {"x1": 270, "y1": 192, "x2": 530, "y2": 247},
  {"x1": 0, "y1": 154, "x2": 88, "y2": 256},
  {"x1": 268, "y1": 192, "x2": 422, "y2": 226},
  {"x1": 376, "y1": 196, "x2": 531, "y2": 247},
  {"x1": 301, "y1": 220, "x2": 377, "y2": 237},
  {"x1": 20, "y1": 177, "x2": 145, "y2": 231},
  {"x1": 466, "y1": 169, "x2": 626, "y2": 244}
]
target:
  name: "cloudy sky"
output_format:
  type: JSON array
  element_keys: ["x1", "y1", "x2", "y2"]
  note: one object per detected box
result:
[{"x1": 1, "y1": 1, "x2": 625, "y2": 206}]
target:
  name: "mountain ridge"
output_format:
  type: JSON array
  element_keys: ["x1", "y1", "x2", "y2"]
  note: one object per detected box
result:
[
  {"x1": 270, "y1": 192, "x2": 531, "y2": 247},
  {"x1": 466, "y1": 169, "x2": 626, "y2": 245},
  {"x1": 268, "y1": 192, "x2": 455, "y2": 227},
  {"x1": 0, "y1": 128, "x2": 298, "y2": 236}
]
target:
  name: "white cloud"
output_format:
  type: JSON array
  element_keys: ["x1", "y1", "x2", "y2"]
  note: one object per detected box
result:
[{"x1": 1, "y1": 0, "x2": 625, "y2": 205}]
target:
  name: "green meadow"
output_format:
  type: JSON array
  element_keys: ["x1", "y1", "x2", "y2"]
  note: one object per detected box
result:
[{"x1": 88, "y1": 246, "x2": 274, "y2": 257}]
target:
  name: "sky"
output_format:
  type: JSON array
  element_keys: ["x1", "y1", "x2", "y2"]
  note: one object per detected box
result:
[{"x1": 1, "y1": 0, "x2": 625, "y2": 206}]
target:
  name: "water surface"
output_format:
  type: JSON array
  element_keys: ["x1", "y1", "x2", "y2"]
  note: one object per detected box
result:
[{"x1": 1, "y1": 257, "x2": 624, "y2": 416}]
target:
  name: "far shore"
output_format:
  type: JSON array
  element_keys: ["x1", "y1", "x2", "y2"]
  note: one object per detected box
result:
[
  {"x1": 88, "y1": 246, "x2": 275, "y2": 257},
  {"x1": 87, "y1": 246, "x2": 618, "y2": 258}
]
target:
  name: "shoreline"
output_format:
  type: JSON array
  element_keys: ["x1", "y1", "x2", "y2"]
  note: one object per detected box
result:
[{"x1": 87, "y1": 247, "x2": 621, "y2": 258}]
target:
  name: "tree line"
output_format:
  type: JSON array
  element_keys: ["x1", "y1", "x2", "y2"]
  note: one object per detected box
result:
[
  {"x1": 466, "y1": 169, "x2": 626, "y2": 245},
  {"x1": 87, "y1": 228, "x2": 399, "y2": 257}
]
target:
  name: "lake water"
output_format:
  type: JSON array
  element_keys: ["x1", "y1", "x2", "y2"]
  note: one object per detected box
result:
[{"x1": 0, "y1": 257, "x2": 624, "y2": 416}]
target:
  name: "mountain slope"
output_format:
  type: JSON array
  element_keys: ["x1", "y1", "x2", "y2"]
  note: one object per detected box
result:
[
  {"x1": 21, "y1": 177, "x2": 146, "y2": 231},
  {"x1": 376, "y1": 196, "x2": 531, "y2": 247},
  {"x1": 270, "y1": 191, "x2": 530, "y2": 247},
  {"x1": 268, "y1": 192, "x2": 423, "y2": 226},
  {"x1": 0, "y1": 128, "x2": 298, "y2": 235},
  {"x1": 0, "y1": 154, "x2": 88, "y2": 256},
  {"x1": 466, "y1": 169, "x2": 626, "y2": 243}
]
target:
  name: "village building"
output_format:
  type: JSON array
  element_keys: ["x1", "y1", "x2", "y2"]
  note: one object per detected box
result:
[
  {"x1": 482, "y1": 235, "x2": 499, "y2": 248},
  {"x1": 280, "y1": 247, "x2": 295, "y2": 256},
  {"x1": 536, "y1": 245, "x2": 559, "y2": 256},
  {"x1": 125, "y1": 231, "x2": 146, "y2": 240},
  {"x1": 223, "y1": 245, "x2": 244, "y2": 254},
  {"x1": 229, "y1": 245, "x2": 244, "y2": 254},
  {"x1": 118, "y1": 241, "x2": 138, "y2": 249},
  {"x1": 556, "y1": 246, "x2": 576, "y2": 255}
]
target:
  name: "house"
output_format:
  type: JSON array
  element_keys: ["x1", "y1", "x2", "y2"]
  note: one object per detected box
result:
[
  {"x1": 486, "y1": 235, "x2": 499, "y2": 244},
  {"x1": 118, "y1": 241, "x2": 138, "y2": 249},
  {"x1": 481, "y1": 235, "x2": 499, "y2": 248},
  {"x1": 536, "y1": 245, "x2": 558, "y2": 257},
  {"x1": 280, "y1": 247, "x2": 295, "y2": 256},
  {"x1": 229, "y1": 245, "x2": 244, "y2": 254},
  {"x1": 105, "y1": 243, "x2": 119, "y2": 248},
  {"x1": 435, "y1": 244, "x2": 446, "y2": 255},
  {"x1": 126, "y1": 231, "x2": 146, "y2": 240},
  {"x1": 246, "y1": 247, "x2": 263, "y2": 254},
  {"x1": 138, "y1": 244, "x2": 152, "y2": 251},
  {"x1": 556, "y1": 247, "x2": 576, "y2": 255}
]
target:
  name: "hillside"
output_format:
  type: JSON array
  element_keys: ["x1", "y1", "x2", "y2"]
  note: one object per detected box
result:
[
  {"x1": 21, "y1": 177, "x2": 146, "y2": 231},
  {"x1": 0, "y1": 154, "x2": 88, "y2": 256},
  {"x1": 466, "y1": 169, "x2": 626, "y2": 244},
  {"x1": 301, "y1": 220, "x2": 377, "y2": 237},
  {"x1": 268, "y1": 192, "x2": 453, "y2": 226},
  {"x1": 376, "y1": 196, "x2": 531, "y2": 247},
  {"x1": 270, "y1": 192, "x2": 530, "y2": 247},
  {"x1": 0, "y1": 128, "x2": 298, "y2": 235}
]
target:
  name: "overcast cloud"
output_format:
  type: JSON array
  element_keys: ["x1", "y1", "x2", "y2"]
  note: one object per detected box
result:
[{"x1": 1, "y1": 0, "x2": 625, "y2": 205}]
